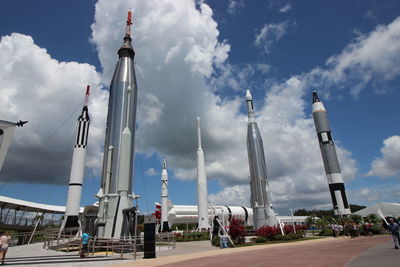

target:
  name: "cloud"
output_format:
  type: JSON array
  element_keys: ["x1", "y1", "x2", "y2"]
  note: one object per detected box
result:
[
  {"x1": 254, "y1": 20, "x2": 294, "y2": 53},
  {"x1": 227, "y1": 0, "x2": 245, "y2": 15},
  {"x1": 367, "y1": 136, "x2": 400, "y2": 178},
  {"x1": 6, "y1": 0, "x2": 397, "y2": 213},
  {"x1": 279, "y1": 3, "x2": 291, "y2": 13},
  {"x1": 0, "y1": 33, "x2": 106, "y2": 184},
  {"x1": 89, "y1": 0, "x2": 359, "y2": 213},
  {"x1": 145, "y1": 168, "x2": 158, "y2": 176},
  {"x1": 306, "y1": 17, "x2": 400, "y2": 97}
]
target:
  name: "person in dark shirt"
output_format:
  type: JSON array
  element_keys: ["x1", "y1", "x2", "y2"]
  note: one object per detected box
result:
[{"x1": 387, "y1": 218, "x2": 400, "y2": 249}]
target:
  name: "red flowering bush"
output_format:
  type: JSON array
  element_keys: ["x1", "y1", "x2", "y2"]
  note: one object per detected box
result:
[
  {"x1": 256, "y1": 225, "x2": 280, "y2": 240},
  {"x1": 283, "y1": 225, "x2": 294, "y2": 234},
  {"x1": 229, "y1": 217, "x2": 246, "y2": 244}
]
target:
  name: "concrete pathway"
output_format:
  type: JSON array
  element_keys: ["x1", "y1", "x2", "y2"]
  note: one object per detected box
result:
[
  {"x1": 5, "y1": 242, "x2": 132, "y2": 267},
  {"x1": 4, "y1": 236, "x2": 395, "y2": 266},
  {"x1": 110, "y1": 236, "x2": 390, "y2": 267},
  {"x1": 347, "y1": 237, "x2": 399, "y2": 267}
]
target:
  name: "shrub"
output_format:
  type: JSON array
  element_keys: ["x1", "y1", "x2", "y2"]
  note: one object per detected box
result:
[
  {"x1": 256, "y1": 225, "x2": 281, "y2": 240},
  {"x1": 211, "y1": 235, "x2": 219, "y2": 246},
  {"x1": 318, "y1": 228, "x2": 333, "y2": 236},
  {"x1": 274, "y1": 234, "x2": 291, "y2": 241},
  {"x1": 229, "y1": 218, "x2": 246, "y2": 244},
  {"x1": 253, "y1": 236, "x2": 267, "y2": 243}
]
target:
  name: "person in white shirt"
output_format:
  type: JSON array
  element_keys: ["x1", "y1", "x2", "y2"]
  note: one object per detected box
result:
[{"x1": 0, "y1": 232, "x2": 11, "y2": 265}]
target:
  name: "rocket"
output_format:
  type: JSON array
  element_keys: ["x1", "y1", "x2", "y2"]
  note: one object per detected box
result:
[
  {"x1": 96, "y1": 11, "x2": 139, "y2": 237},
  {"x1": 0, "y1": 120, "x2": 27, "y2": 171},
  {"x1": 196, "y1": 117, "x2": 210, "y2": 230},
  {"x1": 246, "y1": 89, "x2": 278, "y2": 229},
  {"x1": 160, "y1": 158, "x2": 170, "y2": 232},
  {"x1": 60, "y1": 86, "x2": 91, "y2": 231},
  {"x1": 312, "y1": 91, "x2": 351, "y2": 216}
]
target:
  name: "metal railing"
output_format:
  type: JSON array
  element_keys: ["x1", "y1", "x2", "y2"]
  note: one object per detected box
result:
[{"x1": 156, "y1": 232, "x2": 176, "y2": 252}]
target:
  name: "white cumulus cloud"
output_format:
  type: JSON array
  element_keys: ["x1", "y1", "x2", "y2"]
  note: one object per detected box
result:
[
  {"x1": 0, "y1": 33, "x2": 106, "y2": 184},
  {"x1": 368, "y1": 135, "x2": 400, "y2": 178},
  {"x1": 254, "y1": 20, "x2": 293, "y2": 53}
]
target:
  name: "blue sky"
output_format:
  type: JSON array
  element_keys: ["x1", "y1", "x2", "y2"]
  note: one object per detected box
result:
[{"x1": 1, "y1": 0, "x2": 400, "y2": 216}]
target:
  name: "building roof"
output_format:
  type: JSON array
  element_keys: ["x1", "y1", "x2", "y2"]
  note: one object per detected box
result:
[
  {"x1": 354, "y1": 202, "x2": 400, "y2": 217},
  {"x1": 0, "y1": 195, "x2": 83, "y2": 214}
]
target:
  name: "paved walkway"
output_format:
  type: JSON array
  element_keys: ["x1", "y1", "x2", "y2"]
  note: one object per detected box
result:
[
  {"x1": 4, "y1": 236, "x2": 395, "y2": 266},
  {"x1": 5, "y1": 242, "x2": 132, "y2": 267},
  {"x1": 347, "y1": 237, "x2": 399, "y2": 267},
  {"x1": 110, "y1": 236, "x2": 391, "y2": 267}
]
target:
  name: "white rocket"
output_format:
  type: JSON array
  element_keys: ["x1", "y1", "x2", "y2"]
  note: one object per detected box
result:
[
  {"x1": 96, "y1": 11, "x2": 139, "y2": 238},
  {"x1": 60, "y1": 86, "x2": 90, "y2": 231},
  {"x1": 246, "y1": 89, "x2": 278, "y2": 228},
  {"x1": 196, "y1": 117, "x2": 210, "y2": 230},
  {"x1": 0, "y1": 120, "x2": 27, "y2": 171},
  {"x1": 160, "y1": 158, "x2": 170, "y2": 232}
]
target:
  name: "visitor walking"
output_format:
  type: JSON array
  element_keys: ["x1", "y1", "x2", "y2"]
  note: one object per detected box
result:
[
  {"x1": 0, "y1": 232, "x2": 11, "y2": 265},
  {"x1": 387, "y1": 218, "x2": 400, "y2": 249}
]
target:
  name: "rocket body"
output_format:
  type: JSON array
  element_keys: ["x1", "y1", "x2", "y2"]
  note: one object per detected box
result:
[
  {"x1": 246, "y1": 90, "x2": 278, "y2": 229},
  {"x1": 312, "y1": 92, "x2": 351, "y2": 216},
  {"x1": 196, "y1": 117, "x2": 210, "y2": 230},
  {"x1": 61, "y1": 87, "x2": 90, "y2": 230},
  {"x1": 96, "y1": 26, "x2": 138, "y2": 237},
  {"x1": 161, "y1": 159, "x2": 170, "y2": 232}
]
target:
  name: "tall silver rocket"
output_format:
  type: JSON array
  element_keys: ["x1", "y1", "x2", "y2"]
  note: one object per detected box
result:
[
  {"x1": 246, "y1": 89, "x2": 278, "y2": 229},
  {"x1": 312, "y1": 91, "x2": 351, "y2": 216},
  {"x1": 96, "y1": 11, "x2": 139, "y2": 237},
  {"x1": 196, "y1": 117, "x2": 210, "y2": 230},
  {"x1": 61, "y1": 86, "x2": 91, "y2": 231},
  {"x1": 160, "y1": 158, "x2": 170, "y2": 232}
]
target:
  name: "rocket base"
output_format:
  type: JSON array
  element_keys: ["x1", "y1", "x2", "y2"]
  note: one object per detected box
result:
[{"x1": 161, "y1": 221, "x2": 170, "y2": 232}]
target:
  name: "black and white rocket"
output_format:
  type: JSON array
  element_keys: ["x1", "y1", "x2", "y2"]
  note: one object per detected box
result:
[
  {"x1": 0, "y1": 120, "x2": 27, "y2": 171},
  {"x1": 160, "y1": 158, "x2": 170, "y2": 232},
  {"x1": 61, "y1": 86, "x2": 90, "y2": 231},
  {"x1": 312, "y1": 91, "x2": 351, "y2": 216},
  {"x1": 196, "y1": 117, "x2": 210, "y2": 230},
  {"x1": 246, "y1": 89, "x2": 278, "y2": 229},
  {"x1": 96, "y1": 11, "x2": 139, "y2": 238}
]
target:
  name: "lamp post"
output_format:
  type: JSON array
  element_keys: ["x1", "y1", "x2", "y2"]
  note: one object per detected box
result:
[{"x1": 290, "y1": 209, "x2": 296, "y2": 234}]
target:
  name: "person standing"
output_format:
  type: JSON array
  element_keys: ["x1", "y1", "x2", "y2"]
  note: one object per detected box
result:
[
  {"x1": 387, "y1": 218, "x2": 400, "y2": 249},
  {"x1": 0, "y1": 232, "x2": 11, "y2": 265},
  {"x1": 80, "y1": 230, "x2": 90, "y2": 258}
]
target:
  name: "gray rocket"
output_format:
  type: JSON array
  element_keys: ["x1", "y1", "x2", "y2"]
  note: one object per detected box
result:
[
  {"x1": 312, "y1": 91, "x2": 351, "y2": 216},
  {"x1": 61, "y1": 86, "x2": 90, "y2": 231},
  {"x1": 246, "y1": 89, "x2": 278, "y2": 229},
  {"x1": 96, "y1": 11, "x2": 139, "y2": 237}
]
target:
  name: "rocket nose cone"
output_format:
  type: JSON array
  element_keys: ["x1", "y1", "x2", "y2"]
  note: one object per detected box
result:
[
  {"x1": 312, "y1": 91, "x2": 320, "y2": 103},
  {"x1": 246, "y1": 89, "x2": 252, "y2": 101}
]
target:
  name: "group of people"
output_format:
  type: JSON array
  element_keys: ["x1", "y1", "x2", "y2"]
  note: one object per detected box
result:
[{"x1": 330, "y1": 221, "x2": 373, "y2": 238}]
